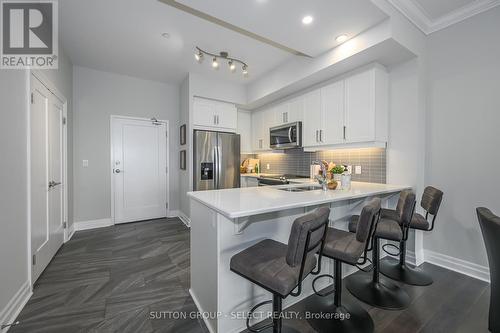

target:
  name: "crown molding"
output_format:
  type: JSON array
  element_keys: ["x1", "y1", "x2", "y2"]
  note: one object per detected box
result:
[{"x1": 389, "y1": 0, "x2": 500, "y2": 34}]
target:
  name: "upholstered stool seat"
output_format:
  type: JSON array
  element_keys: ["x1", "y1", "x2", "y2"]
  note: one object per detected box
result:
[
  {"x1": 230, "y1": 207, "x2": 330, "y2": 333},
  {"x1": 477, "y1": 207, "x2": 500, "y2": 333},
  {"x1": 380, "y1": 186, "x2": 444, "y2": 286},
  {"x1": 345, "y1": 190, "x2": 415, "y2": 310},
  {"x1": 305, "y1": 198, "x2": 381, "y2": 333},
  {"x1": 349, "y1": 217, "x2": 402, "y2": 241},
  {"x1": 230, "y1": 239, "x2": 317, "y2": 297},
  {"x1": 409, "y1": 213, "x2": 430, "y2": 230},
  {"x1": 322, "y1": 229, "x2": 365, "y2": 265}
]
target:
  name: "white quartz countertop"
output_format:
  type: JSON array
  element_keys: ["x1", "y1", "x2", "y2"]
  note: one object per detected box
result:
[{"x1": 188, "y1": 182, "x2": 410, "y2": 219}]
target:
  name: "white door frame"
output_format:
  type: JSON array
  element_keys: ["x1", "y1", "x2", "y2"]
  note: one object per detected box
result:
[
  {"x1": 28, "y1": 70, "x2": 68, "y2": 287},
  {"x1": 110, "y1": 115, "x2": 170, "y2": 224}
]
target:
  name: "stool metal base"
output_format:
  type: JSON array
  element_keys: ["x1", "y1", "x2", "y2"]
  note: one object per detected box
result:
[
  {"x1": 345, "y1": 274, "x2": 410, "y2": 310},
  {"x1": 304, "y1": 294, "x2": 374, "y2": 333},
  {"x1": 251, "y1": 325, "x2": 301, "y2": 333},
  {"x1": 380, "y1": 257, "x2": 433, "y2": 286}
]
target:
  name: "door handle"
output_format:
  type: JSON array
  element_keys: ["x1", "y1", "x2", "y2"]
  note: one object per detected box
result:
[
  {"x1": 48, "y1": 181, "x2": 62, "y2": 189},
  {"x1": 316, "y1": 130, "x2": 319, "y2": 143},
  {"x1": 214, "y1": 115, "x2": 217, "y2": 125},
  {"x1": 319, "y1": 130, "x2": 323, "y2": 143},
  {"x1": 288, "y1": 126, "x2": 293, "y2": 143},
  {"x1": 114, "y1": 169, "x2": 122, "y2": 174},
  {"x1": 343, "y1": 126, "x2": 346, "y2": 140}
]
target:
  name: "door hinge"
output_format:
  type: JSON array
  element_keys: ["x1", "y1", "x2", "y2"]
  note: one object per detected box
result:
[
  {"x1": 32, "y1": 254, "x2": 36, "y2": 266},
  {"x1": 63, "y1": 221, "x2": 67, "y2": 229},
  {"x1": 166, "y1": 202, "x2": 169, "y2": 209},
  {"x1": 165, "y1": 130, "x2": 168, "y2": 137},
  {"x1": 62, "y1": 117, "x2": 67, "y2": 125},
  {"x1": 30, "y1": 93, "x2": 34, "y2": 104}
]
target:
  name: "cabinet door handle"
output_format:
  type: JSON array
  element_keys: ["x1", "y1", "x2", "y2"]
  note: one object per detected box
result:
[
  {"x1": 285, "y1": 112, "x2": 288, "y2": 123},
  {"x1": 315, "y1": 130, "x2": 319, "y2": 142},
  {"x1": 343, "y1": 126, "x2": 346, "y2": 140},
  {"x1": 216, "y1": 115, "x2": 219, "y2": 125},
  {"x1": 320, "y1": 130, "x2": 323, "y2": 143},
  {"x1": 214, "y1": 115, "x2": 217, "y2": 125}
]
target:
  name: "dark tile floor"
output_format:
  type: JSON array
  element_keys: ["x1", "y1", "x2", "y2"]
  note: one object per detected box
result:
[
  {"x1": 11, "y1": 218, "x2": 208, "y2": 333},
  {"x1": 12, "y1": 218, "x2": 490, "y2": 333}
]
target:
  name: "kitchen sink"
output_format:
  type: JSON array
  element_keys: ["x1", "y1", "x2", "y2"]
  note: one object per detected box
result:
[{"x1": 278, "y1": 185, "x2": 322, "y2": 192}]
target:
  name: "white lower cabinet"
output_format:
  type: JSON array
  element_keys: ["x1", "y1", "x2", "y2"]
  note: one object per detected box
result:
[{"x1": 240, "y1": 177, "x2": 259, "y2": 188}]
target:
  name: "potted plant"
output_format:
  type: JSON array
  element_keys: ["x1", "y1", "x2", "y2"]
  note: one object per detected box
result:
[{"x1": 329, "y1": 164, "x2": 345, "y2": 182}]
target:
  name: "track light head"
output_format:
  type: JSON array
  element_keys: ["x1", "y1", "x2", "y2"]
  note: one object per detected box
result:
[{"x1": 212, "y1": 57, "x2": 219, "y2": 69}]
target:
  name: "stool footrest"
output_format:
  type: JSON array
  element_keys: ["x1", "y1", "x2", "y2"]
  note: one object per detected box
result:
[
  {"x1": 382, "y1": 243, "x2": 401, "y2": 256},
  {"x1": 312, "y1": 274, "x2": 335, "y2": 297},
  {"x1": 246, "y1": 300, "x2": 273, "y2": 333}
]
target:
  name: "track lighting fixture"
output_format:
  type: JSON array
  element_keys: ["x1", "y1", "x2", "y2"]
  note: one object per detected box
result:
[{"x1": 194, "y1": 46, "x2": 248, "y2": 76}]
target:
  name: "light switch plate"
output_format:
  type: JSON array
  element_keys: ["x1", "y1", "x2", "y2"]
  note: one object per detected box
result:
[
  {"x1": 355, "y1": 165, "x2": 362, "y2": 174},
  {"x1": 83, "y1": 160, "x2": 89, "y2": 168},
  {"x1": 266, "y1": 164, "x2": 270, "y2": 170}
]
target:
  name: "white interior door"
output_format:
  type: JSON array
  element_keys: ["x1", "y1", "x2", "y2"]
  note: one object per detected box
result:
[
  {"x1": 30, "y1": 75, "x2": 65, "y2": 283},
  {"x1": 112, "y1": 117, "x2": 167, "y2": 224}
]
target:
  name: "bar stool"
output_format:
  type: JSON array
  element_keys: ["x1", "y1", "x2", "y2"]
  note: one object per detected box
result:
[
  {"x1": 477, "y1": 207, "x2": 500, "y2": 333},
  {"x1": 380, "y1": 186, "x2": 443, "y2": 286},
  {"x1": 230, "y1": 207, "x2": 330, "y2": 333},
  {"x1": 305, "y1": 198, "x2": 381, "y2": 333},
  {"x1": 345, "y1": 190, "x2": 415, "y2": 310}
]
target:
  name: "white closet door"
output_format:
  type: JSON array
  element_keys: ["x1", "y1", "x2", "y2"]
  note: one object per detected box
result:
[
  {"x1": 30, "y1": 76, "x2": 65, "y2": 283},
  {"x1": 112, "y1": 118, "x2": 167, "y2": 224}
]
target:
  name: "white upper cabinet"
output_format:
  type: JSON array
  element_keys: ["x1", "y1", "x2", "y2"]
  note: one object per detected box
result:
[
  {"x1": 321, "y1": 80, "x2": 345, "y2": 145},
  {"x1": 193, "y1": 97, "x2": 237, "y2": 131},
  {"x1": 302, "y1": 65, "x2": 388, "y2": 149},
  {"x1": 237, "y1": 110, "x2": 252, "y2": 154},
  {"x1": 249, "y1": 64, "x2": 388, "y2": 152},
  {"x1": 302, "y1": 81, "x2": 344, "y2": 147},
  {"x1": 273, "y1": 97, "x2": 304, "y2": 126},
  {"x1": 303, "y1": 89, "x2": 322, "y2": 147}
]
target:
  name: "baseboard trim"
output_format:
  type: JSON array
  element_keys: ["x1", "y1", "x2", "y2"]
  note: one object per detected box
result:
[
  {"x1": 176, "y1": 211, "x2": 191, "y2": 228},
  {"x1": 0, "y1": 281, "x2": 32, "y2": 332},
  {"x1": 74, "y1": 218, "x2": 113, "y2": 231},
  {"x1": 189, "y1": 289, "x2": 215, "y2": 333},
  {"x1": 424, "y1": 249, "x2": 490, "y2": 283},
  {"x1": 65, "y1": 223, "x2": 75, "y2": 242}
]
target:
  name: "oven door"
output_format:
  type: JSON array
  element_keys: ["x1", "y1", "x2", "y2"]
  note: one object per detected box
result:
[{"x1": 269, "y1": 122, "x2": 302, "y2": 149}]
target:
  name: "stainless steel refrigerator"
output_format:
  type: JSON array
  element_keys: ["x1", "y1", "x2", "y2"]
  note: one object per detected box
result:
[{"x1": 193, "y1": 130, "x2": 240, "y2": 191}]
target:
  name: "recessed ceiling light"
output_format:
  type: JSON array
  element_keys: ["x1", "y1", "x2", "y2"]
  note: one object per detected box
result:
[
  {"x1": 302, "y1": 16, "x2": 313, "y2": 25},
  {"x1": 336, "y1": 34, "x2": 348, "y2": 43},
  {"x1": 161, "y1": 32, "x2": 170, "y2": 39}
]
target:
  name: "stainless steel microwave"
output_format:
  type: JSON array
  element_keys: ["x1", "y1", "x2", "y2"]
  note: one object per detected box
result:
[{"x1": 269, "y1": 122, "x2": 302, "y2": 149}]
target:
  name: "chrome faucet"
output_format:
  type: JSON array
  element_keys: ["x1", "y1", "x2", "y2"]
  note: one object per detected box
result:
[{"x1": 312, "y1": 160, "x2": 328, "y2": 191}]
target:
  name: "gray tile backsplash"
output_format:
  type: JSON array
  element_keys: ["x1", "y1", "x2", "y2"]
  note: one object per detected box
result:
[{"x1": 242, "y1": 148, "x2": 386, "y2": 184}]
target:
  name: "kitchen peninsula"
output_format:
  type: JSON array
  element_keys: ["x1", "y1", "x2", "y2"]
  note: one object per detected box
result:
[{"x1": 187, "y1": 181, "x2": 410, "y2": 333}]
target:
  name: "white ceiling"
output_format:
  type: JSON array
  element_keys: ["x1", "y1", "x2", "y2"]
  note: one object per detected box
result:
[
  {"x1": 176, "y1": 0, "x2": 387, "y2": 57},
  {"x1": 389, "y1": 0, "x2": 500, "y2": 34},
  {"x1": 60, "y1": 0, "x2": 388, "y2": 85}
]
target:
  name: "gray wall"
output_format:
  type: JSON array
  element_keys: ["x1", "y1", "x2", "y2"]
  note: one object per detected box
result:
[
  {"x1": 425, "y1": 7, "x2": 500, "y2": 267},
  {"x1": 0, "y1": 70, "x2": 29, "y2": 315},
  {"x1": 73, "y1": 66, "x2": 180, "y2": 222}
]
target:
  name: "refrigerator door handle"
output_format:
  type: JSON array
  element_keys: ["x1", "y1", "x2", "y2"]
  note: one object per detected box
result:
[{"x1": 213, "y1": 146, "x2": 218, "y2": 189}]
